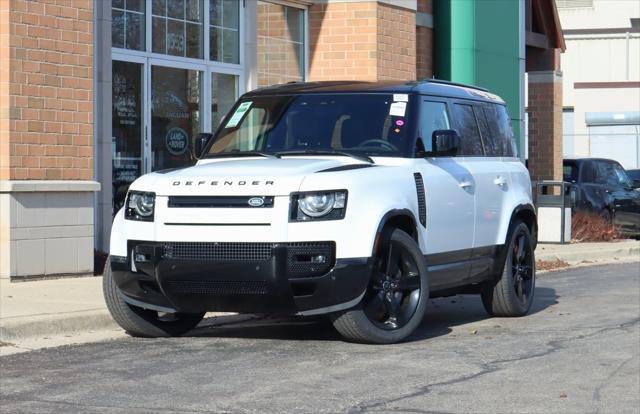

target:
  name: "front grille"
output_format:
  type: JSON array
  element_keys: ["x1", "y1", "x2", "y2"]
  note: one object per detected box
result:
[
  {"x1": 168, "y1": 196, "x2": 274, "y2": 208},
  {"x1": 286, "y1": 242, "x2": 335, "y2": 277},
  {"x1": 163, "y1": 242, "x2": 274, "y2": 261},
  {"x1": 165, "y1": 280, "x2": 269, "y2": 295}
]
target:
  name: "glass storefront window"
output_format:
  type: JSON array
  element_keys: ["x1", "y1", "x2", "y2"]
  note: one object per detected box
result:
[
  {"x1": 152, "y1": 0, "x2": 204, "y2": 58},
  {"x1": 211, "y1": 73, "x2": 238, "y2": 129},
  {"x1": 109, "y1": 1, "x2": 309, "y2": 213},
  {"x1": 210, "y1": 0, "x2": 240, "y2": 64},
  {"x1": 112, "y1": 61, "x2": 144, "y2": 213},
  {"x1": 112, "y1": 0, "x2": 146, "y2": 51},
  {"x1": 151, "y1": 66, "x2": 202, "y2": 171},
  {"x1": 257, "y1": 2, "x2": 304, "y2": 87}
]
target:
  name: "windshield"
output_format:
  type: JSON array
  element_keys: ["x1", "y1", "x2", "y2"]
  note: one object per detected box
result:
[{"x1": 205, "y1": 94, "x2": 412, "y2": 157}]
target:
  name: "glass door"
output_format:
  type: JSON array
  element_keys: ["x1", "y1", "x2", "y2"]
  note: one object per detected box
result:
[
  {"x1": 150, "y1": 63, "x2": 204, "y2": 171},
  {"x1": 112, "y1": 59, "x2": 144, "y2": 213},
  {"x1": 211, "y1": 71, "x2": 239, "y2": 131}
]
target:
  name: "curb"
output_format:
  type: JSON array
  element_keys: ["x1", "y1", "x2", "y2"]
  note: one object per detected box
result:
[
  {"x1": 0, "y1": 310, "x2": 259, "y2": 343},
  {"x1": 0, "y1": 310, "x2": 117, "y2": 342},
  {"x1": 536, "y1": 241, "x2": 640, "y2": 264}
]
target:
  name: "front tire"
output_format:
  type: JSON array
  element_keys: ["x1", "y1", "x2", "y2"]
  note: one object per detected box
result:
[
  {"x1": 103, "y1": 258, "x2": 205, "y2": 337},
  {"x1": 331, "y1": 228, "x2": 429, "y2": 344},
  {"x1": 482, "y1": 220, "x2": 536, "y2": 317}
]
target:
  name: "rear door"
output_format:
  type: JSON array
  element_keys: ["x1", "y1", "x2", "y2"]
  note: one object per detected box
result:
[
  {"x1": 450, "y1": 101, "x2": 512, "y2": 249},
  {"x1": 449, "y1": 101, "x2": 511, "y2": 280}
]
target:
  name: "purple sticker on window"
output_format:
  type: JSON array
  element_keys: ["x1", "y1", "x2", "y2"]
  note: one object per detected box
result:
[{"x1": 395, "y1": 119, "x2": 404, "y2": 126}]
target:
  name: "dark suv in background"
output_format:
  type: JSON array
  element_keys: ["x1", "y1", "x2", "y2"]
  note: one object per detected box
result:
[{"x1": 563, "y1": 158, "x2": 640, "y2": 237}]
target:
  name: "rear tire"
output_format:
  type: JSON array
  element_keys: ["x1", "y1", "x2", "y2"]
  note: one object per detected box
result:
[
  {"x1": 481, "y1": 221, "x2": 536, "y2": 317},
  {"x1": 103, "y1": 258, "x2": 204, "y2": 337},
  {"x1": 331, "y1": 228, "x2": 429, "y2": 344}
]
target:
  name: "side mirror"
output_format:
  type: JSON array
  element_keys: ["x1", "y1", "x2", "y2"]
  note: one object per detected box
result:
[
  {"x1": 633, "y1": 179, "x2": 640, "y2": 189},
  {"x1": 431, "y1": 129, "x2": 460, "y2": 156},
  {"x1": 192, "y1": 133, "x2": 213, "y2": 159}
]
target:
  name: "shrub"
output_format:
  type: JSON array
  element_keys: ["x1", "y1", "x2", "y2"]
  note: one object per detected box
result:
[{"x1": 571, "y1": 211, "x2": 620, "y2": 242}]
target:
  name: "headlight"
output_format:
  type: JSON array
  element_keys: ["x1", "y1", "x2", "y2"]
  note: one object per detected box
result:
[
  {"x1": 125, "y1": 191, "x2": 155, "y2": 221},
  {"x1": 291, "y1": 190, "x2": 347, "y2": 221}
]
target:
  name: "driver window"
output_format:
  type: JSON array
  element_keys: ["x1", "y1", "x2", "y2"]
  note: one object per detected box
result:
[
  {"x1": 419, "y1": 101, "x2": 450, "y2": 152},
  {"x1": 612, "y1": 163, "x2": 632, "y2": 188}
]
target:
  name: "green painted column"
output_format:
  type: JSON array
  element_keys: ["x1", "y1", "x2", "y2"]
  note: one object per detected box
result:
[{"x1": 435, "y1": 0, "x2": 525, "y2": 154}]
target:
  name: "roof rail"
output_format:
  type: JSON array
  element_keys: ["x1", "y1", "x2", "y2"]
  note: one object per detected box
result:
[{"x1": 419, "y1": 78, "x2": 489, "y2": 92}]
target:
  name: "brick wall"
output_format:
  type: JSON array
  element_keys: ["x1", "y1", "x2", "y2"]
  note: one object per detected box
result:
[
  {"x1": 416, "y1": 27, "x2": 432, "y2": 79},
  {"x1": 308, "y1": 1, "x2": 416, "y2": 82},
  {"x1": 416, "y1": 0, "x2": 432, "y2": 79},
  {"x1": 5, "y1": 0, "x2": 93, "y2": 181},
  {"x1": 256, "y1": 1, "x2": 305, "y2": 87},
  {"x1": 1, "y1": 1, "x2": 10, "y2": 181},
  {"x1": 308, "y1": 1, "x2": 378, "y2": 81},
  {"x1": 377, "y1": 2, "x2": 416, "y2": 81},
  {"x1": 528, "y1": 74, "x2": 564, "y2": 184}
]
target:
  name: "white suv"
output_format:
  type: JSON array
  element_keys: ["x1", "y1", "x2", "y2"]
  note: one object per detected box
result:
[{"x1": 104, "y1": 80, "x2": 537, "y2": 344}]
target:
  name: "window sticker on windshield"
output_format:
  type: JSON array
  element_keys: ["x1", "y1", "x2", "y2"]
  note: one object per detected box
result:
[
  {"x1": 393, "y1": 94, "x2": 409, "y2": 102},
  {"x1": 225, "y1": 101, "x2": 252, "y2": 128},
  {"x1": 389, "y1": 102, "x2": 406, "y2": 117}
]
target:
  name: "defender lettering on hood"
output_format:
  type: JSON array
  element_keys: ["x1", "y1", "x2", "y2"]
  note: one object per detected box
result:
[{"x1": 172, "y1": 180, "x2": 275, "y2": 186}]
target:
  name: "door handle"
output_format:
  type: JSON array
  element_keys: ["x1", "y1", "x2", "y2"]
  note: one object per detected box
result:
[
  {"x1": 494, "y1": 176, "x2": 507, "y2": 187},
  {"x1": 459, "y1": 180, "x2": 473, "y2": 189}
]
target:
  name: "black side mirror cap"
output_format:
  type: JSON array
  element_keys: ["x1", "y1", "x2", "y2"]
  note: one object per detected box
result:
[
  {"x1": 192, "y1": 133, "x2": 213, "y2": 159},
  {"x1": 431, "y1": 129, "x2": 460, "y2": 157}
]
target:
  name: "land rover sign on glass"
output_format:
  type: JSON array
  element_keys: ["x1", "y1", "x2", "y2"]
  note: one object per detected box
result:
[{"x1": 165, "y1": 128, "x2": 189, "y2": 155}]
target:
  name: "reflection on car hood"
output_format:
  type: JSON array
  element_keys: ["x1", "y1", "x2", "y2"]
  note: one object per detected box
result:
[{"x1": 130, "y1": 156, "x2": 367, "y2": 196}]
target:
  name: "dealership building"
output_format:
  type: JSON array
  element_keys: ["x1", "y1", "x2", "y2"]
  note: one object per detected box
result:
[{"x1": 0, "y1": 0, "x2": 564, "y2": 279}]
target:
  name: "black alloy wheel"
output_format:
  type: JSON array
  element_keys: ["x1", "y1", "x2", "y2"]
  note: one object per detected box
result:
[
  {"x1": 331, "y1": 228, "x2": 429, "y2": 344},
  {"x1": 511, "y1": 232, "x2": 534, "y2": 308},
  {"x1": 363, "y1": 236, "x2": 422, "y2": 330},
  {"x1": 482, "y1": 220, "x2": 536, "y2": 317}
]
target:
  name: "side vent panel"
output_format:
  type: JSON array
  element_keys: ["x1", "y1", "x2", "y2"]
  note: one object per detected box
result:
[{"x1": 413, "y1": 173, "x2": 427, "y2": 227}]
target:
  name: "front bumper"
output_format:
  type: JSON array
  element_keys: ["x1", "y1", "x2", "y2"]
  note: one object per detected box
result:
[{"x1": 110, "y1": 240, "x2": 373, "y2": 315}]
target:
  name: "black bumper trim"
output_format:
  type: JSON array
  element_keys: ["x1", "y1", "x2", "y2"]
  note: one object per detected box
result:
[{"x1": 110, "y1": 242, "x2": 373, "y2": 315}]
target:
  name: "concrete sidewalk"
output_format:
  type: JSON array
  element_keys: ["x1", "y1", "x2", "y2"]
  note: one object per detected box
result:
[
  {"x1": 1, "y1": 240, "x2": 638, "y2": 349},
  {"x1": 0, "y1": 277, "x2": 114, "y2": 343}
]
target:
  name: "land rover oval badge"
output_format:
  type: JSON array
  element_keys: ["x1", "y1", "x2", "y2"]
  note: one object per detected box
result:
[{"x1": 248, "y1": 197, "x2": 265, "y2": 207}]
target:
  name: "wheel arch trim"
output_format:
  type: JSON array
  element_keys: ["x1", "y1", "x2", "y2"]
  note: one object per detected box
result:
[
  {"x1": 372, "y1": 209, "x2": 420, "y2": 256},
  {"x1": 509, "y1": 203, "x2": 538, "y2": 246}
]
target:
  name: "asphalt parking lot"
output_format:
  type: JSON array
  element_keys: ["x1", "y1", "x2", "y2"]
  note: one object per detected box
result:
[{"x1": 1, "y1": 262, "x2": 639, "y2": 414}]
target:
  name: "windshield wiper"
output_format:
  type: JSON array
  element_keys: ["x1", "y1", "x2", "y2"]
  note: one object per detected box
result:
[
  {"x1": 276, "y1": 150, "x2": 374, "y2": 164},
  {"x1": 203, "y1": 150, "x2": 280, "y2": 159}
]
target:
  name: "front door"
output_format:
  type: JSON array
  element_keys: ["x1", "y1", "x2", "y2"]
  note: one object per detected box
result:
[{"x1": 416, "y1": 100, "x2": 475, "y2": 290}]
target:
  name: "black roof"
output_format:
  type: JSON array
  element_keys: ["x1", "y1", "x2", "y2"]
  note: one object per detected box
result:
[
  {"x1": 243, "y1": 79, "x2": 505, "y2": 104},
  {"x1": 564, "y1": 158, "x2": 623, "y2": 164}
]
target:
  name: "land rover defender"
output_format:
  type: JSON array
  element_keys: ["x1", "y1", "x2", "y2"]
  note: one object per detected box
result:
[{"x1": 104, "y1": 80, "x2": 537, "y2": 344}]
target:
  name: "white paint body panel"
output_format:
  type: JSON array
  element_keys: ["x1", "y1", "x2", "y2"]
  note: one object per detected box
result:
[{"x1": 110, "y1": 155, "x2": 534, "y2": 259}]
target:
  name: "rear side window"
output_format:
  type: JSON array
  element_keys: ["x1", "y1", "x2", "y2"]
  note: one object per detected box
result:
[
  {"x1": 419, "y1": 101, "x2": 450, "y2": 152},
  {"x1": 563, "y1": 163, "x2": 578, "y2": 182},
  {"x1": 453, "y1": 103, "x2": 484, "y2": 156},
  {"x1": 484, "y1": 104, "x2": 517, "y2": 157}
]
